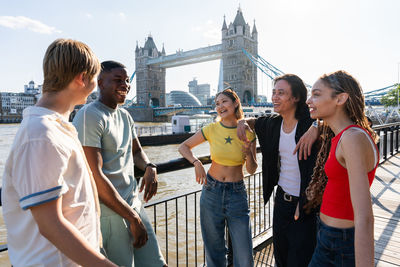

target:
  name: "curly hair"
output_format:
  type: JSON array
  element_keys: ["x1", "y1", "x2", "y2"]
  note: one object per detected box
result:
[{"x1": 305, "y1": 70, "x2": 377, "y2": 212}]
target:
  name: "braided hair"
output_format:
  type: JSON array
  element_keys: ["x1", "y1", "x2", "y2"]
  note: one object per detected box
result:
[{"x1": 305, "y1": 70, "x2": 377, "y2": 211}]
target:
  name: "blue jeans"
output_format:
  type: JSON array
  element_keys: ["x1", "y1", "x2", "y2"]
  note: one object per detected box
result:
[
  {"x1": 200, "y1": 174, "x2": 253, "y2": 267},
  {"x1": 308, "y1": 218, "x2": 355, "y2": 267}
]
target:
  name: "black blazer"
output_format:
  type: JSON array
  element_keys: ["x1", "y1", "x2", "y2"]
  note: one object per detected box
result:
[{"x1": 254, "y1": 111, "x2": 318, "y2": 217}]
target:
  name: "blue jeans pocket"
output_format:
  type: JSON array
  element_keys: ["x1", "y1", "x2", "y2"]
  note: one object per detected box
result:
[
  {"x1": 203, "y1": 182, "x2": 212, "y2": 190},
  {"x1": 203, "y1": 181, "x2": 216, "y2": 194},
  {"x1": 234, "y1": 183, "x2": 248, "y2": 203}
]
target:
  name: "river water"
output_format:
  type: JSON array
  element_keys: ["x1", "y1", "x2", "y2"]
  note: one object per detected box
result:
[{"x1": 0, "y1": 122, "x2": 220, "y2": 265}]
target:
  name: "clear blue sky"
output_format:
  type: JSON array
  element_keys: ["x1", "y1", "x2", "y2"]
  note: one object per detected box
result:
[{"x1": 1, "y1": 0, "x2": 399, "y2": 100}]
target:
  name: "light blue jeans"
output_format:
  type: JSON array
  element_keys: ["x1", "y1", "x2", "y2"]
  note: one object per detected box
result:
[{"x1": 200, "y1": 174, "x2": 253, "y2": 267}]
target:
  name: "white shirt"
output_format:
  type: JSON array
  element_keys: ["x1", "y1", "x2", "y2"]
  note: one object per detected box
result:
[
  {"x1": 2, "y1": 106, "x2": 100, "y2": 267},
  {"x1": 278, "y1": 121, "x2": 301, "y2": 197}
]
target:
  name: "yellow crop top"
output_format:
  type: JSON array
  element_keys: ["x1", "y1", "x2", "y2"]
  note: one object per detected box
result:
[{"x1": 201, "y1": 121, "x2": 256, "y2": 166}]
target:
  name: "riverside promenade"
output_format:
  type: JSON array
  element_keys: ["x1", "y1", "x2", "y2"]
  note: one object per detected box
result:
[{"x1": 254, "y1": 152, "x2": 400, "y2": 267}]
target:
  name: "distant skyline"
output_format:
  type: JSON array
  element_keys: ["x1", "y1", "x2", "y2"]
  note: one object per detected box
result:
[{"x1": 1, "y1": 0, "x2": 400, "y2": 101}]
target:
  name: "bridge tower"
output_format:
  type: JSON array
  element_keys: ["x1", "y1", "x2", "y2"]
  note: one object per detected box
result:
[
  {"x1": 135, "y1": 35, "x2": 166, "y2": 107},
  {"x1": 221, "y1": 8, "x2": 258, "y2": 104}
]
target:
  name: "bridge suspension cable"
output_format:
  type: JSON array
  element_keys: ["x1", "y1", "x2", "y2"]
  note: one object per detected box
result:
[
  {"x1": 242, "y1": 48, "x2": 312, "y2": 88},
  {"x1": 242, "y1": 48, "x2": 284, "y2": 80},
  {"x1": 364, "y1": 84, "x2": 397, "y2": 97}
]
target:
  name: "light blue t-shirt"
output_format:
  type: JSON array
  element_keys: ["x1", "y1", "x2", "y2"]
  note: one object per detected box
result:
[{"x1": 73, "y1": 100, "x2": 139, "y2": 207}]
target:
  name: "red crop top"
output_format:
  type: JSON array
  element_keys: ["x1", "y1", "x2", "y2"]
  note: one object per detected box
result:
[{"x1": 320, "y1": 125, "x2": 379, "y2": 220}]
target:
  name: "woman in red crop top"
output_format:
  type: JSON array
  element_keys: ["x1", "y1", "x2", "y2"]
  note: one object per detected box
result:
[
  {"x1": 305, "y1": 71, "x2": 378, "y2": 267},
  {"x1": 178, "y1": 89, "x2": 258, "y2": 267}
]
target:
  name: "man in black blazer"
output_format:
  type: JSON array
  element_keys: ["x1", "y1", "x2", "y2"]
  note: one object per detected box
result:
[{"x1": 237, "y1": 74, "x2": 319, "y2": 267}]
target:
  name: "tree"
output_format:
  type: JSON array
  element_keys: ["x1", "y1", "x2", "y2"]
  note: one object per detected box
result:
[{"x1": 381, "y1": 84, "x2": 400, "y2": 107}]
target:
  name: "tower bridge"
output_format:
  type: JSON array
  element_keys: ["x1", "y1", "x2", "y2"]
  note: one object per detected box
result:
[
  {"x1": 146, "y1": 44, "x2": 223, "y2": 68},
  {"x1": 135, "y1": 7, "x2": 258, "y2": 108}
]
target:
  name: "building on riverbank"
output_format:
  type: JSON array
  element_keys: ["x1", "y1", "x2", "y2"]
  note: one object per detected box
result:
[
  {"x1": 188, "y1": 78, "x2": 211, "y2": 105},
  {"x1": 0, "y1": 81, "x2": 41, "y2": 123}
]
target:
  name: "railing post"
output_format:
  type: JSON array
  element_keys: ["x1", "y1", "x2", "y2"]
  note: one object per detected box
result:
[
  {"x1": 390, "y1": 127, "x2": 394, "y2": 156},
  {"x1": 383, "y1": 129, "x2": 388, "y2": 161},
  {"x1": 165, "y1": 202, "x2": 168, "y2": 264},
  {"x1": 396, "y1": 125, "x2": 399, "y2": 152},
  {"x1": 376, "y1": 130, "x2": 382, "y2": 162}
]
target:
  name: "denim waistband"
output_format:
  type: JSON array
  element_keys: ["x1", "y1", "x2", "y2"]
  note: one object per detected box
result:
[
  {"x1": 206, "y1": 173, "x2": 244, "y2": 188},
  {"x1": 318, "y1": 217, "x2": 355, "y2": 240}
]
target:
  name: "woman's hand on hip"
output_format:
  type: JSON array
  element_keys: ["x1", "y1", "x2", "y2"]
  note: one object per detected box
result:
[{"x1": 194, "y1": 161, "x2": 207, "y2": 184}]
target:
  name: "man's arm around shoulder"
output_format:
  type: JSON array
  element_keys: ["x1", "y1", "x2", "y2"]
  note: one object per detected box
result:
[{"x1": 237, "y1": 117, "x2": 256, "y2": 142}]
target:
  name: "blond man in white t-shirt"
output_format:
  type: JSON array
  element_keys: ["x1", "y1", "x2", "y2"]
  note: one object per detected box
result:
[{"x1": 2, "y1": 39, "x2": 117, "y2": 267}]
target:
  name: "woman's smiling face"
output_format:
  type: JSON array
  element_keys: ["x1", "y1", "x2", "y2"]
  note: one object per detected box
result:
[
  {"x1": 307, "y1": 79, "x2": 338, "y2": 120},
  {"x1": 215, "y1": 93, "x2": 237, "y2": 120}
]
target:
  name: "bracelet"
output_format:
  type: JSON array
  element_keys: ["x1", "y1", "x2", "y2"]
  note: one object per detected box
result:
[
  {"x1": 146, "y1": 162, "x2": 157, "y2": 169},
  {"x1": 192, "y1": 159, "x2": 200, "y2": 165}
]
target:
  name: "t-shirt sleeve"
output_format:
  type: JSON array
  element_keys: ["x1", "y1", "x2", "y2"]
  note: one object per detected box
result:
[
  {"x1": 72, "y1": 107, "x2": 103, "y2": 148},
  {"x1": 126, "y1": 110, "x2": 137, "y2": 140},
  {"x1": 13, "y1": 140, "x2": 69, "y2": 210},
  {"x1": 131, "y1": 122, "x2": 137, "y2": 140},
  {"x1": 201, "y1": 122, "x2": 214, "y2": 141}
]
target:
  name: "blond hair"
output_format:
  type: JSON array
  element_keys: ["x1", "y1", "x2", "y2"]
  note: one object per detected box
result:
[{"x1": 42, "y1": 39, "x2": 100, "y2": 93}]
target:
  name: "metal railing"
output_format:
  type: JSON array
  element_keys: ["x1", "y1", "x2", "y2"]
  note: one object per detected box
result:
[
  {"x1": 373, "y1": 122, "x2": 400, "y2": 162},
  {"x1": 0, "y1": 122, "x2": 399, "y2": 265},
  {"x1": 134, "y1": 150, "x2": 272, "y2": 266},
  {"x1": 141, "y1": 169, "x2": 272, "y2": 266},
  {"x1": 135, "y1": 120, "x2": 212, "y2": 137}
]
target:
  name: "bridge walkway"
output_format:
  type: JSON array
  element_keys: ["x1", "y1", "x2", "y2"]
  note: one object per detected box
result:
[{"x1": 253, "y1": 153, "x2": 400, "y2": 267}]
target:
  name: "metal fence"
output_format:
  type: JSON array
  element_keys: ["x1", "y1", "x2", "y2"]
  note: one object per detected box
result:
[
  {"x1": 373, "y1": 123, "x2": 400, "y2": 162},
  {"x1": 142, "y1": 170, "x2": 272, "y2": 266}
]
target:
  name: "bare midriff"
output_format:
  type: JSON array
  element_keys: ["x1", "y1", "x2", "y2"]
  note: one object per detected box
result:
[
  {"x1": 208, "y1": 160, "x2": 244, "y2": 182},
  {"x1": 320, "y1": 212, "x2": 355, "y2": 228}
]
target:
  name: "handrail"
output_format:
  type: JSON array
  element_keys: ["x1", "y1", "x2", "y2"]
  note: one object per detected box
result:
[{"x1": 372, "y1": 122, "x2": 400, "y2": 130}]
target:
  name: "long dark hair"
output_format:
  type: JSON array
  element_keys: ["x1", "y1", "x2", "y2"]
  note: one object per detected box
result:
[{"x1": 305, "y1": 70, "x2": 377, "y2": 211}]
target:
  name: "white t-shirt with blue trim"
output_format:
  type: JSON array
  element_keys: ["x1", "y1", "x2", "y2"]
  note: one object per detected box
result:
[{"x1": 2, "y1": 106, "x2": 100, "y2": 266}]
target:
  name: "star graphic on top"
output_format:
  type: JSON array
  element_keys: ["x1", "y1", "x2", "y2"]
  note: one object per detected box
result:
[{"x1": 225, "y1": 136, "x2": 233, "y2": 144}]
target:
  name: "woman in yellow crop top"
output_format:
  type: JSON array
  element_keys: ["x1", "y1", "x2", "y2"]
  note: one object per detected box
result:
[{"x1": 179, "y1": 89, "x2": 257, "y2": 267}]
